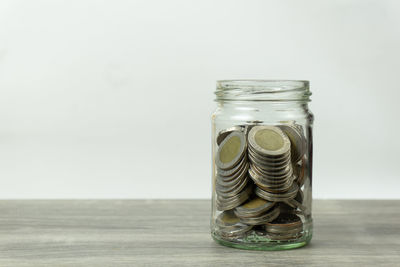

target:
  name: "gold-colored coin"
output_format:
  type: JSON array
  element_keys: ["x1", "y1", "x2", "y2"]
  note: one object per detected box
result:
[
  {"x1": 216, "y1": 126, "x2": 244, "y2": 146},
  {"x1": 217, "y1": 155, "x2": 248, "y2": 180},
  {"x1": 278, "y1": 124, "x2": 306, "y2": 163},
  {"x1": 216, "y1": 132, "x2": 246, "y2": 170},
  {"x1": 248, "y1": 126, "x2": 291, "y2": 157}
]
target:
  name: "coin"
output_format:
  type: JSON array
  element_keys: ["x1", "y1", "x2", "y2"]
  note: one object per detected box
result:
[
  {"x1": 237, "y1": 206, "x2": 280, "y2": 225},
  {"x1": 216, "y1": 126, "x2": 244, "y2": 146},
  {"x1": 217, "y1": 155, "x2": 248, "y2": 178},
  {"x1": 248, "y1": 144, "x2": 291, "y2": 162},
  {"x1": 265, "y1": 231, "x2": 303, "y2": 241},
  {"x1": 278, "y1": 124, "x2": 306, "y2": 163},
  {"x1": 255, "y1": 183, "x2": 299, "y2": 202},
  {"x1": 234, "y1": 196, "x2": 275, "y2": 218},
  {"x1": 248, "y1": 126, "x2": 291, "y2": 157},
  {"x1": 250, "y1": 163, "x2": 293, "y2": 179},
  {"x1": 217, "y1": 165, "x2": 249, "y2": 185},
  {"x1": 248, "y1": 169, "x2": 294, "y2": 192},
  {"x1": 265, "y1": 213, "x2": 302, "y2": 231},
  {"x1": 248, "y1": 150, "x2": 291, "y2": 170},
  {"x1": 215, "y1": 211, "x2": 253, "y2": 238},
  {"x1": 216, "y1": 131, "x2": 247, "y2": 170},
  {"x1": 216, "y1": 184, "x2": 253, "y2": 211},
  {"x1": 216, "y1": 210, "x2": 241, "y2": 227},
  {"x1": 263, "y1": 213, "x2": 303, "y2": 240},
  {"x1": 254, "y1": 179, "x2": 294, "y2": 194},
  {"x1": 216, "y1": 171, "x2": 247, "y2": 189},
  {"x1": 216, "y1": 176, "x2": 249, "y2": 198},
  {"x1": 248, "y1": 171, "x2": 292, "y2": 189}
]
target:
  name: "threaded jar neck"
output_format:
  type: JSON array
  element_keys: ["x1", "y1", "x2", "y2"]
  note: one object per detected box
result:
[{"x1": 215, "y1": 80, "x2": 311, "y2": 102}]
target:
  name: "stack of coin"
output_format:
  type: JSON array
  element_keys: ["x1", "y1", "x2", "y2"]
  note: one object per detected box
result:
[
  {"x1": 247, "y1": 126, "x2": 295, "y2": 194},
  {"x1": 255, "y1": 183, "x2": 299, "y2": 202},
  {"x1": 214, "y1": 123, "x2": 309, "y2": 240},
  {"x1": 263, "y1": 213, "x2": 303, "y2": 240},
  {"x1": 215, "y1": 210, "x2": 252, "y2": 238},
  {"x1": 234, "y1": 196, "x2": 280, "y2": 225},
  {"x1": 215, "y1": 130, "x2": 252, "y2": 210},
  {"x1": 278, "y1": 123, "x2": 306, "y2": 164}
]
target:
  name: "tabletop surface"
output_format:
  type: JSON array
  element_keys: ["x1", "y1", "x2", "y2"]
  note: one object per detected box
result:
[{"x1": 0, "y1": 200, "x2": 399, "y2": 266}]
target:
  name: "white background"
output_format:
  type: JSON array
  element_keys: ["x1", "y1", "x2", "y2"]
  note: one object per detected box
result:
[{"x1": 0, "y1": 0, "x2": 399, "y2": 199}]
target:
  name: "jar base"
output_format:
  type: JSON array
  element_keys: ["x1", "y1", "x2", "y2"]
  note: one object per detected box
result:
[{"x1": 211, "y1": 230, "x2": 312, "y2": 251}]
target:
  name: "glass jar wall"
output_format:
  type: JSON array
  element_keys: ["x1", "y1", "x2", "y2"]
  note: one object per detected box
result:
[{"x1": 211, "y1": 80, "x2": 313, "y2": 250}]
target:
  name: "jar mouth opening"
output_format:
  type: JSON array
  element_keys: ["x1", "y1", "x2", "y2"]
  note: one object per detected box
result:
[{"x1": 215, "y1": 80, "x2": 311, "y2": 102}]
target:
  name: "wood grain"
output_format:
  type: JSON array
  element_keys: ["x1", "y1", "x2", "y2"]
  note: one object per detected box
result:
[{"x1": 0, "y1": 200, "x2": 399, "y2": 266}]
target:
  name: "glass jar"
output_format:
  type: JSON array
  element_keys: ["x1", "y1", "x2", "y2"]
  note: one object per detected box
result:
[{"x1": 210, "y1": 80, "x2": 313, "y2": 250}]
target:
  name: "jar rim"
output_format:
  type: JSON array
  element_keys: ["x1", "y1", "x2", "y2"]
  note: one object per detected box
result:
[{"x1": 215, "y1": 80, "x2": 311, "y2": 102}]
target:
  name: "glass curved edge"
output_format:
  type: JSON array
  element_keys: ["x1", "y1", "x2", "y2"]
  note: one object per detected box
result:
[{"x1": 211, "y1": 231, "x2": 312, "y2": 251}]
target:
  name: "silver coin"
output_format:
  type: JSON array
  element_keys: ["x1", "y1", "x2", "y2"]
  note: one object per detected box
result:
[
  {"x1": 249, "y1": 164, "x2": 293, "y2": 184},
  {"x1": 217, "y1": 154, "x2": 248, "y2": 178},
  {"x1": 216, "y1": 131, "x2": 247, "y2": 170},
  {"x1": 216, "y1": 210, "x2": 242, "y2": 227},
  {"x1": 217, "y1": 168, "x2": 249, "y2": 188},
  {"x1": 266, "y1": 226, "x2": 303, "y2": 235},
  {"x1": 255, "y1": 183, "x2": 299, "y2": 202},
  {"x1": 215, "y1": 211, "x2": 253, "y2": 238},
  {"x1": 216, "y1": 176, "x2": 249, "y2": 198},
  {"x1": 234, "y1": 197, "x2": 275, "y2": 218},
  {"x1": 248, "y1": 144, "x2": 291, "y2": 162},
  {"x1": 264, "y1": 213, "x2": 302, "y2": 233},
  {"x1": 216, "y1": 170, "x2": 247, "y2": 189},
  {"x1": 250, "y1": 162, "x2": 293, "y2": 179},
  {"x1": 248, "y1": 150, "x2": 291, "y2": 170},
  {"x1": 278, "y1": 124, "x2": 306, "y2": 163},
  {"x1": 249, "y1": 169, "x2": 293, "y2": 189},
  {"x1": 263, "y1": 211, "x2": 303, "y2": 237},
  {"x1": 248, "y1": 168, "x2": 294, "y2": 193},
  {"x1": 248, "y1": 126, "x2": 291, "y2": 157},
  {"x1": 265, "y1": 231, "x2": 303, "y2": 241},
  {"x1": 255, "y1": 178, "x2": 294, "y2": 194},
  {"x1": 216, "y1": 126, "x2": 244, "y2": 146},
  {"x1": 249, "y1": 169, "x2": 293, "y2": 188},
  {"x1": 217, "y1": 226, "x2": 252, "y2": 239},
  {"x1": 216, "y1": 184, "x2": 253, "y2": 211},
  {"x1": 238, "y1": 206, "x2": 280, "y2": 226},
  {"x1": 217, "y1": 224, "x2": 253, "y2": 239},
  {"x1": 248, "y1": 172, "x2": 292, "y2": 190}
]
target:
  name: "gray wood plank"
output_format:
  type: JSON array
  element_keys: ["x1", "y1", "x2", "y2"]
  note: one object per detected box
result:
[{"x1": 0, "y1": 200, "x2": 399, "y2": 266}]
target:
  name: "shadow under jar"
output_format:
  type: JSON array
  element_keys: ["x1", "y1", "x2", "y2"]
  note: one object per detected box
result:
[{"x1": 211, "y1": 80, "x2": 314, "y2": 250}]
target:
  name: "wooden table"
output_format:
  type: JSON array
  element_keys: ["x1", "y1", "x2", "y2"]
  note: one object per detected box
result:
[{"x1": 0, "y1": 200, "x2": 399, "y2": 266}]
